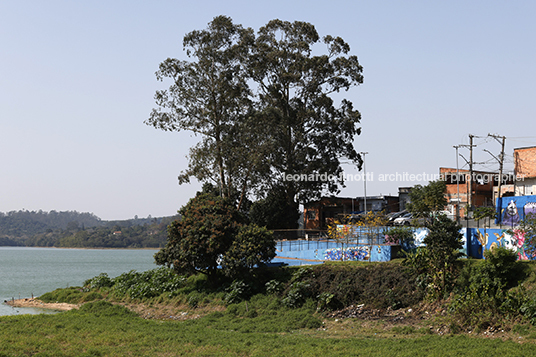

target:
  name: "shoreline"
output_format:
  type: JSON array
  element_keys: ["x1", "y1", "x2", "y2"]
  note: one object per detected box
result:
[
  {"x1": 4, "y1": 298, "x2": 79, "y2": 311},
  {"x1": 0, "y1": 246, "x2": 159, "y2": 250}
]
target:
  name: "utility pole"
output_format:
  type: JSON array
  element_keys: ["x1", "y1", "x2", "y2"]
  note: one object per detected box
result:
[
  {"x1": 453, "y1": 145, "x2": 461, "y2": 224},
  {"x1": 487, "y1": 134, "x2": 506, "y2": 201},
  {"x1": 469, "y1": 134, "x2": 474, "y2": 213},
  {"x1": 360, "y1": 152, "x2": 368, "y2": 214}
]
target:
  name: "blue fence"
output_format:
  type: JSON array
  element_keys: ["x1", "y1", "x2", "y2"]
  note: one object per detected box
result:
[
  {"x1": 275, "y1": 238, "x2": 401, "y2": 263},
  {"x1": 275, "y1": 225, "x2": 402, "y2": 263},
  {"x1": 274, "y1": 225, "x2": 536, "y2": 263}
]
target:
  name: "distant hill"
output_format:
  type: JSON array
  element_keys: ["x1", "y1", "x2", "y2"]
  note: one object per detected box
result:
[
  {"x1": 0, "y1": 210, "x2": 102, "y2": 239},
  {"x1": 0, "y1": 210, "x2": 179, "y2": 248}
]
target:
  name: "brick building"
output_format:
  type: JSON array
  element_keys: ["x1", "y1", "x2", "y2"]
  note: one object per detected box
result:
[
  {"x1": 303, "y1": 195, "x2": 399, "y2": 230},
  {"x1": 440, "y1": 167, "x2": 495, "y2": 218},
  {"x1": 514, "y1": 146, "x2": 536, "y2": 196}
]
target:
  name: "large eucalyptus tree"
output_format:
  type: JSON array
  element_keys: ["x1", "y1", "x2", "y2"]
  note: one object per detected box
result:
[
  {"x1": 145, "y1": 16, "x2": 264, "y2": 209},
  {"x1": 147, "y1": 17, "x2": 364, "y2": 225},
  {"x1": 248, "y1": 20, "x2": 364, "y2": 224}
]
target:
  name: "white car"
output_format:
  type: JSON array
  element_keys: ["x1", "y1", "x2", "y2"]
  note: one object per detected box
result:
[{"x1": 393, "y1": 212, "x2": 413, "y2": 226}]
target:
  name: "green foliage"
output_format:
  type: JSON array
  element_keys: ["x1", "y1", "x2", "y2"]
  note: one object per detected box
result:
[
  {"x1": 407, "y1": 180, "x2": 447, "y2": 220},
  {"x1": 39, "y1": 287, "x2": 102, "y2": 304},
  {"x1": 155, "y1": 192, "x2": 243, "y2": 277},
  {"x1": 282, "y1": 281, "x2": 311, "y2": 308},
  {"x1": 0, "y1": 210, "x2": 101, "y2": 242},
  {"x1": 156, "y1": 192, "x2": 275, "y2": 280},
  {"x1": 391, "y1": 326, "x2": 419, "y2": 335},
  {"x1": 224, "y1": 280, "x2": 250, "y2": 304},
  {"x1": 146, "y1": 16, "x2": 265, "y2": 207},
  {"x1": 402, "y1": 216, "x2": 464, "y2": 300},
  {"x1": 82, "y1": 292, "x2": 103, "y2": 302},
  {"x1": 249, "y1": 185, "x2": 300, "y2": 229},
  {"x1": 265, "y1": 279, "x2": 284, "y2": 295},
  {"x1": 449, "y1": 247, "x2": 527, "y2": 329},
  {"x1": 82, "y1": 267, "x2": 187, "y2": 300},
  {"x1": 402, "y1": 248, "x2": 432, "y2": 291},
  {"x1": 4, "y1": 300, "x2": 536, "y2": 356},
  {"x1": 221, "y1": 224, "x2": 276, "y2": 277},
  {"x1": 474, "y1": 207, "x2": 498, "y2": 222},
  {"x1": 403, "y1": 219, "x2": 464, "y2": 299},
  {"x1": 26, "y1": 215, "x2": 174, "y2": 248},
  {"x1": 148, "y1": 16, "x2": 363, "y2": 218},
  {"x1": 78, "y1": 301, "x2": 136, "y2": 318},
  {"x1": 209, "y1": 294, "x2": 322, "y2": 332},
  {"x1": 84, "y1": 273, "x2": 113, "y2": 290},
  {"x1": 187, "y1": 292, "x2": 202, "y2": 308},
  {"x1": 423, "y1": 215, "x2": 464, "y2": 298},
  {"x1": 39, "y1": 287, "x2": 85, "y2": 304},
  {"x1": 385, "y1": 226, "x2": 414, "y2": 245},
  {"x1": 308, "y1": 262, "x2": 423, "y2": 310},
  {"x1": 250, "y1": 19, "x2": 363, "y2": 209},
  {"x1": 316, "y1": 292, "x2": 335, "y2": 311},
  {"x1": 7, "y1": 210, "x2": 176, "y2": 248}
]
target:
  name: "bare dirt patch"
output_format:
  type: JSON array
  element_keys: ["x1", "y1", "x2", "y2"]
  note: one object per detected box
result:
[
  {"x1": 4, "y1": 298, "x2": 79, "y2": 311},
  {"x1": 118, "y1": 302, "x2": 226, "y2": 321}
]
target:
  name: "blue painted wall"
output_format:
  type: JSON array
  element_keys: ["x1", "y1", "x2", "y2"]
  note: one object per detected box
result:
[
  {"x1": 275, "y1": 224, "x2": 534, "y2": 263},
  {"x1": 468, "y1": 227, "x2": 533, "y2": 260},
  {"x1": 275, "y1": 239, "x2": 398, "y2": 262},
  {"x1": 496, "y1": 195, "x2": 536, "y2": 225}
]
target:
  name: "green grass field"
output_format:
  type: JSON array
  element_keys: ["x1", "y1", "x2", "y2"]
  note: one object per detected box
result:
[
  {"x1": 1, "y1": 300, "x2": 536, "y2": 357},
  {"x1": 4, "y1": 260, "x2": 536, "y2": 357}
]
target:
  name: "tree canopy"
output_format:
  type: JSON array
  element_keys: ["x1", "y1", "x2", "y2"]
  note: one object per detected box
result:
[
  {"x1": 147, "y1": 16, "x2": 364, "y2": 227},
  {"x1": 154, "y1": 192, "x2": 276, "y2": 279},
  {"x1": 406, "y1": 180, "x2": 447, "y2": 221},
  {"x1": 248, "y1": 20, "x2": 364, "y2": 221},
  {"x1": 423, "y1": 215, "x2": 464, "y2": 297}
]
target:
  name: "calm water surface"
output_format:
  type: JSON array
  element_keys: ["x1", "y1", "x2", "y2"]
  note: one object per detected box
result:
[{"x1": 0, "y1": 247, "x2": 158, "y2": 316}]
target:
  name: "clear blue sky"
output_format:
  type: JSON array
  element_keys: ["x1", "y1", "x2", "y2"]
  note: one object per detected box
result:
[{"x1": 1, "y1": 1, "x2": 535, "y2": 220}]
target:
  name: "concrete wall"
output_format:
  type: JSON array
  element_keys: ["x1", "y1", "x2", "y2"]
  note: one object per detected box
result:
[
  {"x1": 275, "y1": 239, "x2": 400, "y2": 262},
  {"x1": 275, "y1": 225, "x2": 535, "y2": 263},
  {"x1": 468, "y1": 227, "x2": 534, "y2": 260},
  {"x1": 496, "y1": 195, "x2": 536, "y2": 225}
]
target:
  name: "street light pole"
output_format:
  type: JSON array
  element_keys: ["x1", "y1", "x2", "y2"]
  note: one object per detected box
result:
[
  {"x1": 453, "y1": 145, "x2": 460, "y2": 224},
  {"x1": 360, "y1": 152, "x2": 368, "y2": 214}
]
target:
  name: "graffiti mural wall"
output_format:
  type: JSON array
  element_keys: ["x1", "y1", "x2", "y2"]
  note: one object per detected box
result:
[
  {"x1": 497, "y1": 195, "x2": 536, "y2": 225},
  {"x1": 324, "y1": 246, "x2": 370, "y2": 261},
  {"x1": 471, "y1": 228, "x2": 534, "y2": 260}
]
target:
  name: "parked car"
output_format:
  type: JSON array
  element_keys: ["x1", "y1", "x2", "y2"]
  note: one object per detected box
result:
[
  {"x1": 434, "y1": 210, "x2": 456, "y2": 220},
  {"x1": 393, "y1": 212, "x2": 429, "y2": 226},
  {"x1": 387, "y1": 210, "x2": 408, "y2": 226},
  {"x1": 393, "y1": 212, "x2": 413, "y2": 226}
]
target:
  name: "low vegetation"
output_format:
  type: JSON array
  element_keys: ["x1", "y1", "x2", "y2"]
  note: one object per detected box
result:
[
  {"x1": 5, "y1": 193, "x2": 536, "y2": 355},
  {"x1": 5, "y1": 259, "x2": 536, "y2": 355}
]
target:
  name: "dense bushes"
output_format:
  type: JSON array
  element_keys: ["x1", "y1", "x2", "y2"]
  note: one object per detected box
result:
[
  {"x1": 77, "y1": 261, "x2": 422, "y2": 313},
  {"x1": 155, "y1": 193, "x2": 276, "y2": 280},
  {"x1": 449, "y1": 247, "x2": 530, "y2": 330},
  {"x1": 83, "y1": 267, "x2": 186, "y2": 300},
  {"x1": 42, "y1": 255, "x2": 536, "y2": 334},
  {"x1": 301, "y1": 264, "x2": 423, "y2": 310}
]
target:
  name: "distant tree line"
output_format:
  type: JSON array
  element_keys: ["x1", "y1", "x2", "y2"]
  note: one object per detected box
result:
[{"x1": 0, "y1": 210, "x2": 177, "y2": 248}]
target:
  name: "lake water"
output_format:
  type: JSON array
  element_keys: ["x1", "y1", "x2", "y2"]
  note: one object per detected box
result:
[{"x1": 0, "y1": 247, "x2": 158, "y2": 316}]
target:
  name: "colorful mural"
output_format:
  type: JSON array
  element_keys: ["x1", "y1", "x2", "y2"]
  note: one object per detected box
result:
[
  {"x1": 324, "y1": 246, "x2": 370, "y2": 261},
  {"x1": 525, "y1": 202, "x2": 536, "y2": 220},
  {"x1": 472, "y1": 228, "x2": 533, "y2": 260},
  {"x1": 502, "y1": 200, "x2": 520, "y2": 226},
  {"x1": 497, "y1": 195, "x2": 536, "y2": 224}
]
